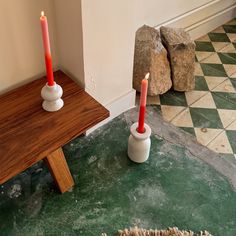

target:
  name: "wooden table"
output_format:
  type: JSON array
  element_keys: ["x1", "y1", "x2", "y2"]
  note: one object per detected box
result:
[{"x1": 0, "y1": 71, "x2": 109, "y2": 193}]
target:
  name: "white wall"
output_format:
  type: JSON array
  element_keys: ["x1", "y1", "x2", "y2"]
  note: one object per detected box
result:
[
  {"x1": 134, "y1": 0, "x2": 211, "y2": 28},
  {"x1": 80, "y1": 0, "x2": 236, "y2": 108},
  {"x1": 53, "y1": 0, "x2": 84, "y2": 86},
  {"x1": 1, "y1": 0, "x2": 235, "y2": 115},
  {"x1": 0, "y1": 0, "x2": 58, "y2": 94},
  {"x1": 81, "y1": 0, "x2": 137, "y2": 105}
]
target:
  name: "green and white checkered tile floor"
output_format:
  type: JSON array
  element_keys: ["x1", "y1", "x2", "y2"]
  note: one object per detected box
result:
[{"x1": 147, "y1": 19, "x2": 236, "y2": 163}]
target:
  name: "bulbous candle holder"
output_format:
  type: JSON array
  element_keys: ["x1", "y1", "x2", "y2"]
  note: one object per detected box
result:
[
  {"x1": 128, "y1": 122, "x2": 151, "y2": 163},
  {"x1": 41, "y1": 82, "x2": 64, "y2": 112}
]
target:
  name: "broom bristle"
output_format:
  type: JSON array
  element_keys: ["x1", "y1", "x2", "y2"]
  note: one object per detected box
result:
[{"x1": 113, "y1": 227, "x2": 212, "y2": 236}]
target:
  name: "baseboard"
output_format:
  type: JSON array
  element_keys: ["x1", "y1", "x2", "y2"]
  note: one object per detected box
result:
[
  {"x1": 187, "y1": 4, "x2": 236, "y2": 39},
  {"x1": 86, "y1": 89, "x2": 136, "y2": 135},
  {"x1": 155, "y1": 0, "x2": 236, "y2": 39}
]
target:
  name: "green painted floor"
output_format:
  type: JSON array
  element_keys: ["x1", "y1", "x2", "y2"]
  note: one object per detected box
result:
[{"x1": 1, "y1": 113, "x2": 236, "y2": 236}]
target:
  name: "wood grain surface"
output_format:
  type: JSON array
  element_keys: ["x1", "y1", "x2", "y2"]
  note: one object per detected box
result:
[
  {"x1": 44, "y1": 147, "x2": 75, "y2": 193},
  {"x1": 0, "y1": 71, "x2": 109, "y2": 184}
]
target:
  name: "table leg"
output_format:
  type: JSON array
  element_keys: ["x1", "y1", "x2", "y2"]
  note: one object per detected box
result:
[{"x1": 44, "y1": 147, "x2": 75, "y2": 193}]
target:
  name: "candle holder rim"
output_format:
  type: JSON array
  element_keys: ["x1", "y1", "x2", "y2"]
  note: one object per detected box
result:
[
  {"x1": 45, "y1": 81, "x2": 56, "y2": 88},
  {"x1": 130, "y1": 122, "x2": 151, "y2": 140}
]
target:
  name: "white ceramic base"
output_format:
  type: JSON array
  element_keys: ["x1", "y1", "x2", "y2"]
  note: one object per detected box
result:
[
  {"x1": 41, "y1": 82, "x2": 64, "y2": 112},
  {"x1": 128, "y1": 122, "x2": 151, "y2": 163}
]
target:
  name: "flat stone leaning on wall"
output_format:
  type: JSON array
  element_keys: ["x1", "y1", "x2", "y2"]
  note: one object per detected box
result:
[
  {"x1": 133, "y1": 25, "x2": 172, "y2": 96},
  {"x1": 133, "y1": 25, "x2": 195, "y2": 95},
  {"x1": 160, "y1": 26, "x2": 195, "y2": 91}
]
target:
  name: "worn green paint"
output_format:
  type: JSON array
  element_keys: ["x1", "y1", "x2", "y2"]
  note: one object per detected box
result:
[
  {"x1": 195, "y1": 42, "x2": 215, "y2": 52},
  {"x1": 226, "y1": 130, "x2": 236, "y2": 153},
  {"x1": 190, "y1": 107, "x2": 223, "y2": 129},
  {"x1": 200, "y1": 63, "x2": 227, "y2": 77},
  {"x1": 208, "y1": 33, "x2": 230, "y2": 42},
  {"x1": 212, "y1": 92, "x2": 236, "y2": 110},
  {"x1": 160, "y1": 91, "x2": 188, "y2": 107},
  {"x1": 195, "y1": 76, "x2": 209, "y2": 91},
  {"x1": 223, "y1": 25, "x2": 236, "y2": 33},
  {"x1": 218, "y1": 53, "x2": 236, "y2": 64},
  {"x1": 1, "y1": 115, "x2": 236, "y2": 236},
  {"x1": 179, "y1": 127, "x2": 196, "y2": 136},
  {"x1": 230, "y1": 78, "x2": 236, "y2": 90},
  {"x1": 221, "y1": 153, "x2": 236, "y2": 166}
]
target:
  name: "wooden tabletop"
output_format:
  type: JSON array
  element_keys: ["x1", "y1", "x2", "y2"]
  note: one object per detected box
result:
[{"x1": 0, "y1": 71, "x2": 109, "y2": 184}]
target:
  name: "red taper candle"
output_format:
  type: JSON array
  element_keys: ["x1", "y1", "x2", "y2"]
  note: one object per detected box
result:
[
  {"x1": 40, "y1": 11, "x2": 54, "y2": 86},
  {"x1": 137, "y1": 73, "x2": 149, "y2": 133}
]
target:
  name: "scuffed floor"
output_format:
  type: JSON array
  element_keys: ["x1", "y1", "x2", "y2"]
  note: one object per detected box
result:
[{"x1": 1, "y1": 106, "x2": 236, "y2": 236}]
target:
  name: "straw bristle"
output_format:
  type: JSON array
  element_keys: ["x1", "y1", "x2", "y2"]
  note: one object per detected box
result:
[{"x1": 113, "y1": 227, "x2": 212, "y2": 236}]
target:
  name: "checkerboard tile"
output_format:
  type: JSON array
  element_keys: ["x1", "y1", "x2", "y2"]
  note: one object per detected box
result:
[
  {"x1": 195, "y1": 51, "x2": 214, "y2": 62},
  {"x1": 156, "y1": 19, "x2": 236, "y2": 162},
  {"x1": 218, "y1": 52, "x2": 236, "y2": 64},
  {"x1": 211, "y1": 26, "x2": 225, "y2": 34},
  {"x1": 223, "y1": 64, "x2": 236, "y2": 77},
  {"x1": 204, "y1": 76, "x2": 227, "y2": 90},
  {"x1": 230, "y1": 78, "x2": 236, "y2": 89},
  {"x1": 195, "y1": 41, "x2": 215, "y2": 52},
  {"x1": 227, "y1": 33, "x2": 236, "y2": 42},
  {"x1": 195, "y1": 34, "x2": 210, "y2": 42},
  {"x1": 190, "y1": 107, "x2": 223, "y2": 129},
  {"x1": 227, "y1": 120, "x2": 236, "y2": 130},
  {"x1": 180, "y1": 127, "x2": 196, "y2": 136},
  {"x1": 208, "y1": 32, "x2": 230, "y2": 42},
  {"x1": 218, "y1": 109, "x2": 236, "y2": 128},
  {"x1": 212, "y1": 42, "x2": 231, "y2": 51},
  {"x1": 223, "y1": 25, "x2": 236, "y2": 33},
  {"x1": 201, "y1": 53, "x2": 222, "y2": 64},
  {"x1": 190, "y1": 92, "x2": 216, "y2": 109},
  {"x1": 212, "y1": 79, "x2": 235, "y2": 93},
  {"x1": 194, "y1": 128, "x2": 222, "y2": 146},
  {"x1": 226, "y1": 130, "x2": 236, "y2": 153},
  {"x1": 207, "y1": 131, "x2": 233, "y2": 154},
  {"x1": 161, "y1": 105, "x2": 185, "y2": 122},
  {"x1": 212, "y1": 92, "x2": 236, "y2": 110},
  {"x1": 194, "y1": 62, "x2": 204, "y2": 76},
  {"x1": 200, "y1": 63, "x2": 227, "y2": 77},
  {"x1": 218, "y1": 44, "x2": 236, "y2": 53},
  {"x1": 171, "y1": 108, "x2": 193, "y2": 127},
  {"x1": 185, "y1": 91, "x2": 208, "y2": 105},
  {"x1": 160, "y1": 91, "x2": 187, "y2": 106},
  {"x1": 194, "y1": 76, "x2": 209, "y2": 91}
]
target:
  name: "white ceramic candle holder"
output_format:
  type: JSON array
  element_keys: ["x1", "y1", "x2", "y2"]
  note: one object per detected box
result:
[
  {"x1": 41, "y1": 82, "x2": 64, "y2": 112},
  {"x1": 128, "y1": 122, "x2": 151, "y2": 163}
]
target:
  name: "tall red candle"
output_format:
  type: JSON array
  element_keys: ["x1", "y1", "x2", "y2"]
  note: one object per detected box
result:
[
  {"x1": 40, "y1": 11, "x2": 54, "y2": 86},
  {"x1": 137, "y1": 73, "x2": 149, "y2": 133}
]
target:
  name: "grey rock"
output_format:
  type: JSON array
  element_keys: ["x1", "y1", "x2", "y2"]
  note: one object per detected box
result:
[
  {"x1": 133, "y1": 25, "x2": 172, "y2": 95},
  {"x1": 160, "y1": 26, "x2": 195, "y2": 91}
]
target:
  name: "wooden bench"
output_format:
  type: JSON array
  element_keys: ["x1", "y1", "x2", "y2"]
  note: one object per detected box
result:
[{"x1": 0, "y1": 71, "x2": 109, "y2": 193}]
